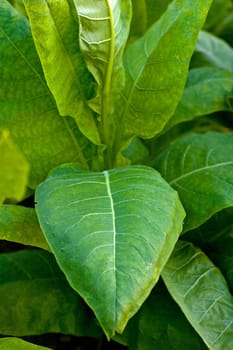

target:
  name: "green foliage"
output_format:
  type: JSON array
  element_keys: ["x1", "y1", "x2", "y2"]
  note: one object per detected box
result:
[
  {"x1": 36, "y1": 165, "x2": 184, "y2": 337},
  {"x1": 0, "y1": 0, "x2": 233, "y2": 348},
  {"x1": 162, "y1": 241, "x2": 233, "y2": 349},
  {"x1": 0, "y1": 130, "x2": 29, "y2": 203},
  {"x1": 0, "y1": 338, "x2": 51, "y2": 350}
]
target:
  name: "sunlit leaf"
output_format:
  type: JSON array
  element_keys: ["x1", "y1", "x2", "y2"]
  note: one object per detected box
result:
[
  {"x1": 24, "y1": 0, "x2": 100, "y2": 145},
  {"x1": 0, "y1": 1, "x2": 91, "y2": 187},
  {"x1": 0, "y1": 338, "x2": 51, "y2": 350},
  {"x1": 0, "y1": 130, "x2": 29, "y2": 204},
  {"x1": 0, "y1": 204, "x2": 49, "y2": 250},
  {"x1": 116, "y1": 0, "x2": 212, "y2": 153},
  {"x1": 162, "y1": 240, "x2": 233, "y2": 350},
  {"x1": 35, "y1": 164, "x2": 185, "y2": 338}
]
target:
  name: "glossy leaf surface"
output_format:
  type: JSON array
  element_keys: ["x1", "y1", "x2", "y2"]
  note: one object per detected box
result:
[
  {"x1": 0, "y1": 250, "x2": 100, "y2": 337},
  {"x1": 24, "y1": 0, "x2": 100, "y2": 145},
  {"x1": 0, "y1": 205, "x2": 49, "y2": 250},
  {"x1": 162, "y1": 241, "x2": 233, "y2": 350},
  {"x1": 163, "y1": 67, "x2": 233, "y2": 132},
  {"x1": 0, "y1": 1, "x2": 86, "y2": 187},
  {"x1": 117, "y1": 0, "x2": 212, "y2": 149},
  {"x1": 154, "y1": 132, "x2": 233, "y2": 232},
  {"x1": 36, "y1": 164, "x2": 185, "y2": 338},
  {"x1": 0, "y1": 130, "x2": 29, "y2": 204},
  {"x1": 0, "y1": 338, "x2": 51, "y2": 350}
]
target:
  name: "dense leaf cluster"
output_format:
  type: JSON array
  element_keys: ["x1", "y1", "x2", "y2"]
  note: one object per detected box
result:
[{"x1": 0, "y1": 0, "x2": 233, "y2": 349}]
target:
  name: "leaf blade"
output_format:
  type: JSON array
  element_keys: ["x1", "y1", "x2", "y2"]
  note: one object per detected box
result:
[
  {"x1": 24, "y1": 0, "x2": 100, "y2": 145},
  {"x1": 117, "y1": 0, "x2": 213, "y2": 149},
  {"x1": 0, "y1": 130, "x2": 29, "y2": 204},
  {"x1": 0, "y1": 249, "x2": 100, "y2": 337},
  {"x1": 154, "y1": 132, "x2": 233, "y2": 232},
  {"x1": 0, "y1": 338, "x2": 51, "y2": 350},
  {"x1": 162, "y1": 241, "x2": 233, "y2": 350},
  {"x1": 163, "y1": 67, "x2": 233, "y2": 132},
  {"x1": 0, "y1": 205, "x2": 49, "y2": 250},
  {"x1": 0, "y1": 0, "x2": 91, "y2": 187},
  {"x1": 35, "y1": 164, "x2": 185, "y2": 337}
]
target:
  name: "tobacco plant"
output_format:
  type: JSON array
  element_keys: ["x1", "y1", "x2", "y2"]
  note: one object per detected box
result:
[{"x1": 0, "y1": 0, "x2": 233, "y2": 349}]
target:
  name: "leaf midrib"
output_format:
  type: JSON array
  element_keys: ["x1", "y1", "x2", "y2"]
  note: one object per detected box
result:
[{"x1": 169, "y1": 161, "x2": 233, "y2": 185}]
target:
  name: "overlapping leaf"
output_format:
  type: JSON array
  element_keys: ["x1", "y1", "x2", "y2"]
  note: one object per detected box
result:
[
  {"x1": 74, "y1": 0, "x2": 131, "y2": 111},
  {"x1": 0, "y1": 205, "x2": 49, "y2": 250},
  {"x1": 35, "y1": 164, "x2": 185, "y2": 338},
  {"x1": 115, "y1": 282, "x2": 207, "y2": 350},
  {"x1": 0, "y1": 1, "x2": 90, "y2": 188},
  {"x1": 154, "y1": 132, "x2": 233, "y2": 232},
  {"x1": 191, "y1": 31, "x2": 233, "y2": 72},
  {"x1": 163, "y1": 67, "x2": 233, "y2": 132},
  {"x1": 0, "y1": 130, "x2": 29, "y2": 204},
  {"x1": 0, "y1": 338, "x2": 51, "y2": 350},
  {"x1": 116, "y1": 0, "x2": 213, "y2": 151},
  {"x1": 0, "y1": 249, "x2": 100, "y2": 337},
  {"x1": 204, "y1": 0, "x2": 232, "y2": 30},
  {"x1": 24, "y1": 0, "x2": 100, "y2": 145},
  {"x1": 162, "y1": 241, "x2": 233, "y2": 349}
]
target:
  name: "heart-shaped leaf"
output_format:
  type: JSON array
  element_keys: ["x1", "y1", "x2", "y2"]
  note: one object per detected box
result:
[{"x1": 35, "y1": 164, "x2": 185, "y2": 338}]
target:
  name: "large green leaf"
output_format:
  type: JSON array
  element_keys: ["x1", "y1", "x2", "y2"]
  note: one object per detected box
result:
[
  {"x1": 0, "y1": 205, "x2": 49, "y2": 250},
  {"x1": 0, "y1": 0, "x2": 91, "y2": 187},
  {"x1": 0, "y1": 249, "x2": 100, "y2": 337},
  {"x1": 162, "y1": 240, "x2": 233, "y2": 349},
  {"x1": 116, "y1": 0, "x2": 213, "y2": 152},
  {"x1": 0, "y1": 338, "x2": 51, "y2": 350},
  {"x1": 24, "y1": 0, "x2": 100, "y2": 145},
  {"x1": 35, "y1": 164, "x2": 185, "y2": 338},
  {"x1": 163, "y1": 67, "x2": 233, "y2": 132},
  {"x1": 0, "y1": 130, "x2": 29, "y2": 204},
  {"x1": 154, "y1": 132, "x2": 233, "y2": 232},
  {"x1": 115, "y1": 281, "x2": 207, "y2": 350},
  {"x1": 191, "y1": 31, "x2": 233, "y2": 72}
]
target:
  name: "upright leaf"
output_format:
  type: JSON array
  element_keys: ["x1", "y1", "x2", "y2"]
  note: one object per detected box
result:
[
  {"x1": 24, "y1": 0, "x2": 100, "y2": 145},
  {"x1": 116, "y1": 0, "x2": 213, "y2": 153},
  {"x1": 0, "y1": 205, "x2": 49, "y2": 250},
  {"x1": 0, "y1": 130, "x2": 29, "y2": 204},
  {"x1": 154, "y1": 132, "x2": 233, "y2": 232},
  {"x1": 0, "y1": 338, "x2": 51, "y2": 350},
  {"x1": 163, "y1": 67, "x2": 233, "y2": 132},
  {"x1": 73, "y1": 0, "x2": 132, "y2": 153},
  {"x1": 0, "y1": 1, "x2": 91, "y2": 187},
  {"x1": 0, "y1": 250, "x2": 100, "y2": 337},
  {"x1": 35, "y1": 164, "x2": 185, "y2": 338},
  {"x1": 191, "y1": 31, "x2": 233, "y2": 72},
  {"x1": 162, "y1": 241, "x2": 233, "y2": 350}
]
